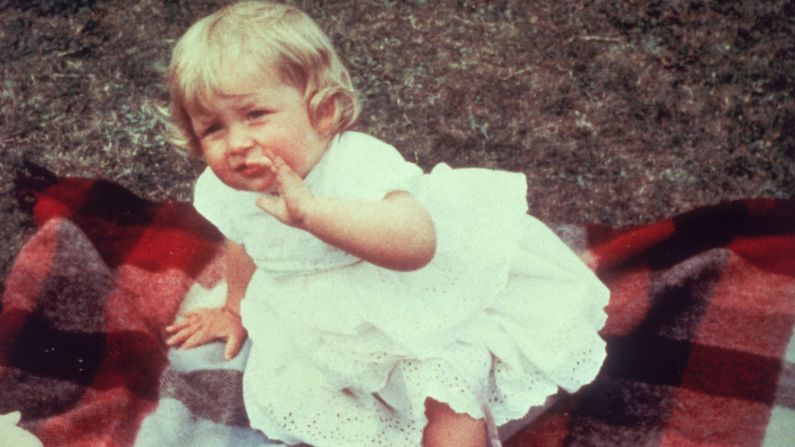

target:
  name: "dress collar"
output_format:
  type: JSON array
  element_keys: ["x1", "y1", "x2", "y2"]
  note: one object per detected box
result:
[{"x1": 302, "y1": 133, "x2": 342, "y2": 191}]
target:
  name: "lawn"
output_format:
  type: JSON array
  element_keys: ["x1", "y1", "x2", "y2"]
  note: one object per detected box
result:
[{"x1": 1, "y1": 0, "x2": 794, "y2": 289}]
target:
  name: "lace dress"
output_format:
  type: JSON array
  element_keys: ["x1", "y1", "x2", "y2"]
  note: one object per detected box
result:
[{"x1": 193, "y1": 131, "x2": 609, "y2": 446}]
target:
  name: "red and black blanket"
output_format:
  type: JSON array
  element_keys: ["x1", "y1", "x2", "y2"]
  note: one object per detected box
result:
[{"x1": 1, "y1": 163, "x2": 794, "y2": 446}]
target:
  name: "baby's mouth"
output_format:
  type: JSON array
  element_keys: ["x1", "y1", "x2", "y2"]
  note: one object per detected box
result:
[
  {"x1": 235, "y1": 152, "x2": 273, "y2": 178},
  {"x1": 235, "y1": 163, "x2": 269, "y2": 178}
]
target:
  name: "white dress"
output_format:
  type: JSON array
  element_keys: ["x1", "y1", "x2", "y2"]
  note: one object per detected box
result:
[{"x1": 193, "y1": 131, "x2": 609, "y2": 446}]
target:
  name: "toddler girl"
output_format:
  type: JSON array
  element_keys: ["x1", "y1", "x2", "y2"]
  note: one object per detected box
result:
[{"x1": 164, "y1": 2, "x2": 609, "y2": 446}]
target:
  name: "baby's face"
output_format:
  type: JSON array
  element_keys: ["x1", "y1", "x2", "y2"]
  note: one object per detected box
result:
[{"x1": 188, "y1": 64, "x2": 331, "y2": 193}]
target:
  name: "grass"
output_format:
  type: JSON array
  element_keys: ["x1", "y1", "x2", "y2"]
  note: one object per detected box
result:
[{"x1": 1, "y1": 0, "x2": 794, "y2": 288}]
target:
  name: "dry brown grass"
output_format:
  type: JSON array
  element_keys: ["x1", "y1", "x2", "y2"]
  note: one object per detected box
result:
[{"x1": 1, "y1": 0, "x2": 794, "y2": 288}]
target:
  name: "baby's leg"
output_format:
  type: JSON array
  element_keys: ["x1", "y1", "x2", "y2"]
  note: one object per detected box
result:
[{"x1": 423, "y1": 398, "x2": 487, "y2": 447}]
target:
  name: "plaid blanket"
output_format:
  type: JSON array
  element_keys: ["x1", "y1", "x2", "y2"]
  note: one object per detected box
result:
[{"x1": 1, "y1": 163, "x2": 793, "y2": 446}]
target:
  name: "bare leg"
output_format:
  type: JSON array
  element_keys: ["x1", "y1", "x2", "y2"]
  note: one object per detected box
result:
[{"x1": 423, "y1": 398, "x2": 487, "y2": 447}]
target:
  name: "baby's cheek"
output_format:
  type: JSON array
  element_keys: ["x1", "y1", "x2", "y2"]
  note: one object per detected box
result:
[{"x1": 203, "y1": 148, "x2": 229, "y2": 170}]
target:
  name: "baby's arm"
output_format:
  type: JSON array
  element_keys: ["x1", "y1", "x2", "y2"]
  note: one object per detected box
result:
[
  {"x1": 257, "y1": 156, "x2": 436, "y2": 271},
  {"x1": 165, "y1": 241, "x2": 253, "y2": 360},
  {"x1": 223, "y1": 241, "x2": 256, "y2": 315}
]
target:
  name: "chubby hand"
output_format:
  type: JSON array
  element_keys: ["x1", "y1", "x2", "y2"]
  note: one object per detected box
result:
[
  {"x1": 256, "y1": 155, "x2": 316, "y2": 228},
  {"x1": 165, "y1": 307, "x2": 247, "y2": 360}
]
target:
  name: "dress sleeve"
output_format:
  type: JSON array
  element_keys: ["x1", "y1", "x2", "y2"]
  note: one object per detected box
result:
[
  {"x1": 193, "y1": 168, "x2": 244, "y2": 243},
  {"x1": 363, "y1": 142, "x2": 423, "y2": 199},
  {"x1": 322, "y1": 132, "x2": 423, "y2": 201}
]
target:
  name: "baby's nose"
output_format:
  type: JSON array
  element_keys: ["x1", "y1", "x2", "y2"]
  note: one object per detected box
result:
[{"x1": 226, "y1": 124, "x2": 254, "y2": 153}]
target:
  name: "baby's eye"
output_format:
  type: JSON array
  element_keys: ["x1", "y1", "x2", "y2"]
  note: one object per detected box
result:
[
  {"x1": 247, "y1": 109, "x2": 270, "y2": 120},
  {"x1": 202, "y1": 123, "x2": 222, "y2": 137}
]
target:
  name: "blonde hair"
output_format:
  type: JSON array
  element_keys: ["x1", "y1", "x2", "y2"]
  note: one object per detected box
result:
[{"x1": 167, "y1": 1, "x2": 360, "y2": 156}]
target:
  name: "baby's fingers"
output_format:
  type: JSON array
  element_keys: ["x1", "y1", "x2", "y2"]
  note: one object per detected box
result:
[
  {"x1": 256, "y1": 193, "x2": 281, "y2": 214},
  {"x1": 165, "y1": 317, "x2": 193, "y2": 333},
  {"x1": 272, "y1": 157, "x2": 304, "y2": 191},
  {"x1": 166, "y1": 325, "x2": 196, "y2": 347},
  {"x1": 224, "y1": 332, "x2": 245, "y2": 360},
  {"x1": 261, "y1": 147, "x2": 277, "y2": 162},
  {"x1": 180, "y1": 329, "x2": 213, "y2": 351}
]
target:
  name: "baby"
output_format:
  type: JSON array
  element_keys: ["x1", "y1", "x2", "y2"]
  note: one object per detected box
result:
[{"x1": 165, "y1": 2, "x2": 609, "y2": 446}]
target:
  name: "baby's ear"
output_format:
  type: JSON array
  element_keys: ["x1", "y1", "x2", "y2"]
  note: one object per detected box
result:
[{"x1": 312, "y1": 94, "x2": 337, "y2": 136}]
